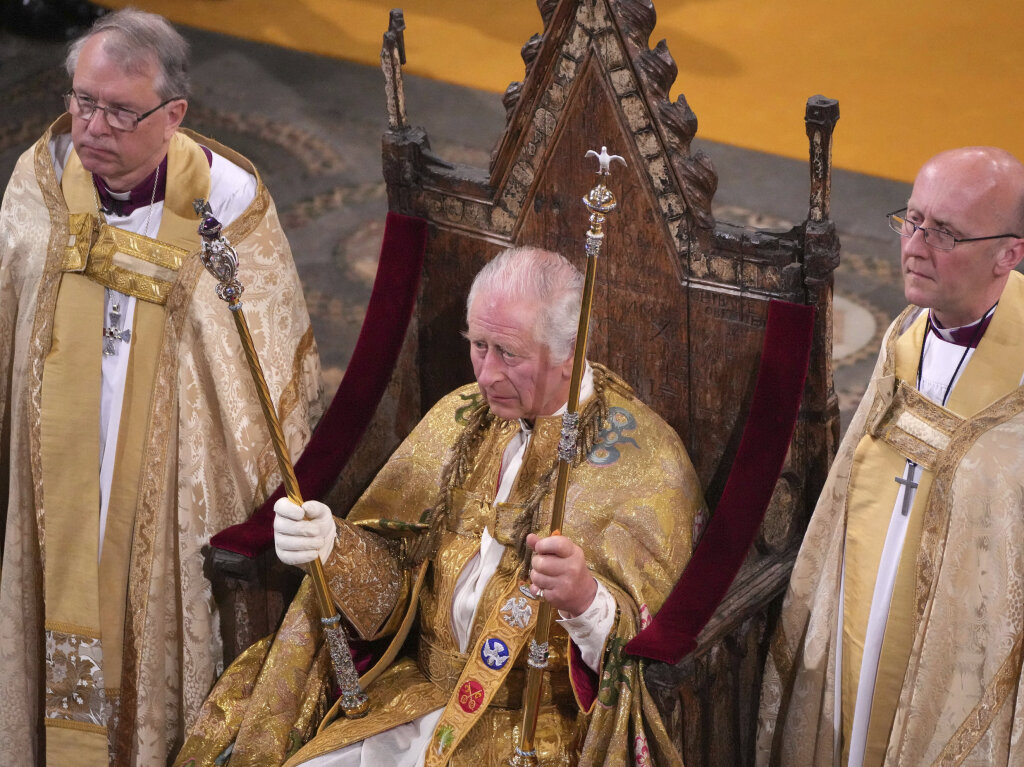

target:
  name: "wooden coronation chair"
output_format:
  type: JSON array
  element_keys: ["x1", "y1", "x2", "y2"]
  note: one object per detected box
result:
[
  {"x1": 374, "y1": 1, "x2": 842, "y2": 764},
  {"x1": 209, "y1": 1, "x2": 840, "y2": 763}
]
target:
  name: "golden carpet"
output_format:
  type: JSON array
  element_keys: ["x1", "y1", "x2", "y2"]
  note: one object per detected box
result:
[{"x1": 96, "y1": 0, "x2": 1024, "y2": 183}]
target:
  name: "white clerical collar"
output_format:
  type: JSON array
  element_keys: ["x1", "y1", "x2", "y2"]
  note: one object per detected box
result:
[{"x1": 927, "y1": 304, "x2": 996, "y2": 346}]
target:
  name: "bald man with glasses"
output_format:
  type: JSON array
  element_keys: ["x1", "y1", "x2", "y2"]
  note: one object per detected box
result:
[
  {"x1": 758, "y1": 147, "x2": 1024, "y2": 767},
  {"x1": 0, "y1": 9, "x2": 323, "y2": 767}
]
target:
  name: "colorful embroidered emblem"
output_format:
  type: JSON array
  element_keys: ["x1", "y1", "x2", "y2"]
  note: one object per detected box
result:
[
  {"x1": 587, "y1": 406, "x2": 639, "y2": 466},
  {"x1": 434, "y1": 724, "x2": 456, "y2": 755},
  {"x1": 455, "y1": 391, "x2": 485, "y2": 424},
  {"x1": 458, "y1": 679, "x2": 485, "y2": 713},
  {"x1": 501, "y1": 596, "x2": 532, "y2": 629},
  {"x1": 481, "y1": 637, "x2": 510, "y2": 670}
]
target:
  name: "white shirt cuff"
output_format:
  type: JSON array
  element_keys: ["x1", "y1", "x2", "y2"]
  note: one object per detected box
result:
[{"x1": 556, "y1": 579, "x2": 615, "y2": 672}]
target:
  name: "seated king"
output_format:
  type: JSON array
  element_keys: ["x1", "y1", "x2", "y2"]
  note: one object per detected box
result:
[{"x1": 177, "y1": 245, "x2": 706, "y2": 766}]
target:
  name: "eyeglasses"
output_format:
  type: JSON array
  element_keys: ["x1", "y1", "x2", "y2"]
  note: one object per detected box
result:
[
  {"x1": 63, "y1": 90, "x2": 181, "y2": 132},
  {"x1": 887, "y1": 208, "x2": 1021, "y2": 251}
]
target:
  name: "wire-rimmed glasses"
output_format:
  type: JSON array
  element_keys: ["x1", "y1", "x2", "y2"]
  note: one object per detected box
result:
[
  {"x1": 887, "y1": 208, "x2": 1021, "y2": 251},
  {"x1": 63, "y1": 90, "x2": 181, "y2": 132}
]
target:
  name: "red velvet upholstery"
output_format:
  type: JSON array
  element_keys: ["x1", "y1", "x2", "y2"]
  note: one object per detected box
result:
[
  {"x1": 568, "y1": 640, "x2": 599, "y2": 711},
  {"x1": 625, "y1": 300, "x2": 815, "y2": 664},
  {"x1": 211, "y1": 212, "x2": 428, "y2": 557}
]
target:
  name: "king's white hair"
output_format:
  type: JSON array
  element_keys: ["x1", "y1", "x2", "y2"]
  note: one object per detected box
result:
[{"x1": 466, "y1": 246, "x2": 583, "y2": 361}]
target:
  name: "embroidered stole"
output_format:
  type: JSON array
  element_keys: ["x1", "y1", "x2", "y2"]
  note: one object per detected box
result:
[
  {"x1": 40, "y1": 133, "x2": 209, "y2": 764},
  {"x1": 424, "y1": 574, "x2": 540, "y2": 765},
  {"x1": 842, "y1": 276, "x2": 1024, "y2": 766}
]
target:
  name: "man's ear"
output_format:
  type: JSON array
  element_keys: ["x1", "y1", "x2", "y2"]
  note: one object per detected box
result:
[
  {"x1": 163, "y1": 98, "x2": 188, "y2": 139},
  {"x1": 559, "y1": 337, "x2": 577, "y2": 379},
  {"x1": 994, "y1": 238, "x2": 1024, "y2": 276}
]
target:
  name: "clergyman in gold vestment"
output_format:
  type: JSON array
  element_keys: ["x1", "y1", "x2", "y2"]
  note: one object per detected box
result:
[
  {"x1": 176, "y1": 246, "x2": 705, "y2": 766},
  {"x1": 757, "y1": 147, "x2": 1024, "y2": 766},
  {"x1": 0, "y1": 10, "x2": 323, "y2": 766}
]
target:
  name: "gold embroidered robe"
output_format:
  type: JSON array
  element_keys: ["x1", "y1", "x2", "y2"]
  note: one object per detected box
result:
[
  {"x1": 177, "y1": 364, "x2": 704, "y2": 766},
  {"x1": 757, "y1": 271, "x2": 1024, "y2": 766},
  {"x1": 0, "y1": 117, "x2": 324, "y2": 766}
]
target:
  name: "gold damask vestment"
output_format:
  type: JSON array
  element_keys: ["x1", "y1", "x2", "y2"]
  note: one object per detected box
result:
[
  {"x1": 178, "y1": 364, "x2": 704, "y2": 766},
  {"x1": 0, "y1": 117, "x2": 324, "y2": 766},
  {"x1": 757, "y1": 271, "x2": 1024, "y2": 766}
]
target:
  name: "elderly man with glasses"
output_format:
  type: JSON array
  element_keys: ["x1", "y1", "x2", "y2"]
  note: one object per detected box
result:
[
  {"x1": 0, "y1": 9, "x2": 323, "y2": 767},
  {"x1": 757, "y1": 146, "x2": 1024, "y2": 767}
]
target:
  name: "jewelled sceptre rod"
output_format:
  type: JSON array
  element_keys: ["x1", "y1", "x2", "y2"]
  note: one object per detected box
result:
[
  {"x1": 507, "y1": 147, "x2": 625, "y2": 766},
  {"x1": 193, "y1": 200, "x2": 369, "y2": 718}
]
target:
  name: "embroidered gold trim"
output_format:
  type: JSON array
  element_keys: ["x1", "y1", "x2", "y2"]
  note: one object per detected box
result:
[
  {"x1": 417, "y1": 634, "x2": 568, "y2": 709},
  {"x1": 423, "y1": 577, "x2": 541, "y2": 766},
  {"x1": 871, "y1": 381, "x2": 963, "y2": 470},
  {"x1": 43, "y1": 718, "x2": 107, "y2": 734},
  {"x1": 62, "y1": 224, "x2": 187, "y2": 305},
  {"x1": 322, "y1": 521, "x2": 406, "y2": 640},
  {"x1": 118, "y1": 128, "x2": 270, "y2": 757},
  {"x1": 932, "y1": 631, "x2": 1024, "y2": 766},
  {"x1": 887, "y1": 363, "x2": 1024, "y2": 760},
  {"x1": 96, "y1": 225, "x2": 186, "y2": 272},
  {"x1": 115, "y1": 250, "x2": 199, "y2": 758},
  {"x1": 912, "y1": 386, "x2": 1024, "y2": 638},
  {"x1": 63, "y1": 213, "x2": 95, "y2": 272},
  {"x1": 31, "y1": 119, "x2": 76, "y2": 566},
  {"x1": 44, "y1": 620, "x2": 101, "y2": 638}
]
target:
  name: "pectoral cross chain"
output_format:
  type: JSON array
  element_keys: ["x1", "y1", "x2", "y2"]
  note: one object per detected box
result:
[{"x1": 894, "y1": 462, "x2": 919, "y2": 516}]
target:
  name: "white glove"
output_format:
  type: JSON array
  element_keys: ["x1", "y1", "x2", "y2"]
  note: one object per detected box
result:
[{"x1": 273, "y1": 498, "x2": 337, "y2": 567}]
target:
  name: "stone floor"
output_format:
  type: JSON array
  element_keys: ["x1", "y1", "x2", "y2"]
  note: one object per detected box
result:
[{"x1": 0, "y1": 24, "x2": 914, "y2": 435}]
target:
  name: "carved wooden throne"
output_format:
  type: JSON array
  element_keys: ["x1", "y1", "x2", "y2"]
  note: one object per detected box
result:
[{"x1": 375, "y1": 1, "x2": 841, "y2": 764}]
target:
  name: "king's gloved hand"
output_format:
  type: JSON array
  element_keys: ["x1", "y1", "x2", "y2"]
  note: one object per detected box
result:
[{"x1": 273, "y1": 498, "x2": 337, "y2": 566}]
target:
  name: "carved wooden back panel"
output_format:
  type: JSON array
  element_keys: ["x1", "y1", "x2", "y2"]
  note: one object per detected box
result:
[{"x1": 378, "y1": 0, "x2": 840, "y2": 763}]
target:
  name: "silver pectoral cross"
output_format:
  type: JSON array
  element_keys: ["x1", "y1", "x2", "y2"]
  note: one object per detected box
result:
[
  {"x1": 102, "y1": 300, "x2": 131, "y2": 356},
  {"x1": 894, "y1": 462, "x2": 919, "y2": 516}
]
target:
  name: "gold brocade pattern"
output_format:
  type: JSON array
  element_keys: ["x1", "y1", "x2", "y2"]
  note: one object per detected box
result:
[
  {"x1": 59, "y1": 215, "x2": 187, "y2": 305},
  {"x1": 423, "y1": 577, "x2": 542, "y2": 765},
  {"x1": 932, "y1": 631, "x2": 1024, "y2": 766},
  {"x1": 44, "y1": 628, "x2": 108, "y2": 727},
  {"x1": 176, "y1": 365, "x2": 702, "y2": 766},
  {"x1": 417, "y1": 634, "x2": 567, "y2": 709},
  {"x1": 757, "y1": 274, "x2": 1024, "y2": 767},
  {"x1": 0, "y1": 118, "x2": 324, "y2": 767},
  {"x1": 321, "y1": 520, "x2": 405, "y2": 640},
  {"x1": 868, "y1": 381, "x2": 962, "y2": 470}
]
